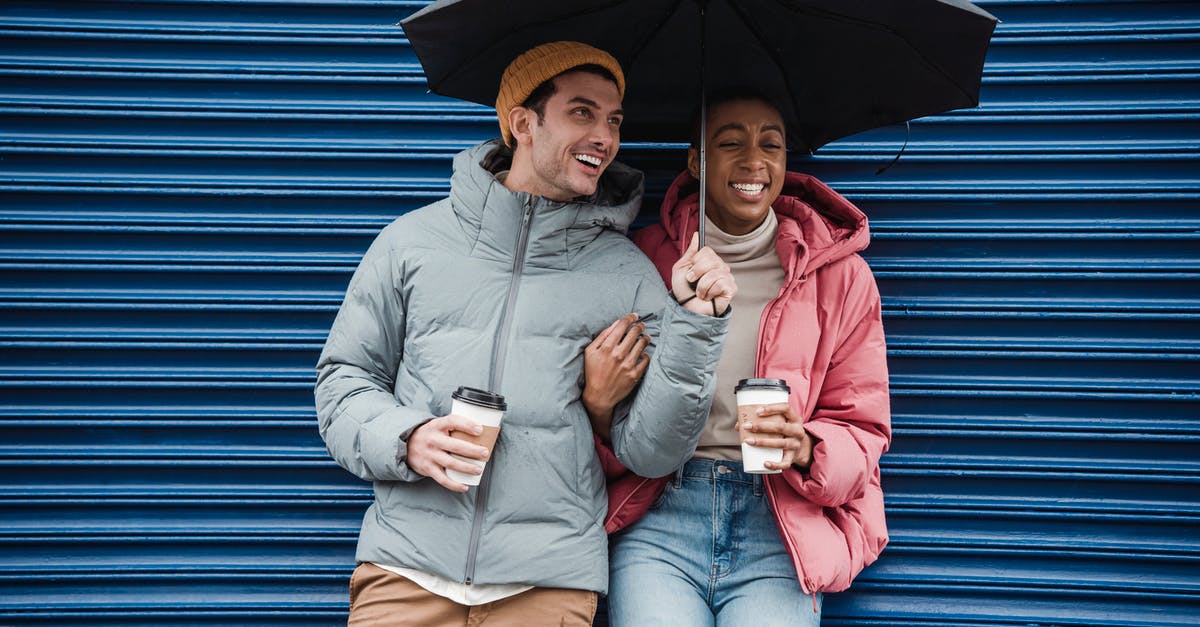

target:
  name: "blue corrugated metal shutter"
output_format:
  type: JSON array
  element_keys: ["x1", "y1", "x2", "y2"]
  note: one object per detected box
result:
[{"x1": 1, "y1": 0, "x2": 1196, "y2": 624}]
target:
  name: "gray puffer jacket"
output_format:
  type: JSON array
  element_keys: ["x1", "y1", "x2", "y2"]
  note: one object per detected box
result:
[{"x1": 315, "y1": 140, "x2": 727, "y2": 593}]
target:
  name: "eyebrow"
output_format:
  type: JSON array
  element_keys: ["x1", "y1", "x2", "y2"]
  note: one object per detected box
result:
[
  {"x1": 567, "y1": 96, "x2": 624, "y2": 117},
  {"x1": 711, "y1": 122, "x2": 745, "y2": 136},
  {"x1": 712, "y1": 122, "x2": 785, "y2": 136}
]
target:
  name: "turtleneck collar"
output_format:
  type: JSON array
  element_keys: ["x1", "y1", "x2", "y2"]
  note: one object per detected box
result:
[{"x1": 703, "y1": 208, "x2": 779, "y2": 263}]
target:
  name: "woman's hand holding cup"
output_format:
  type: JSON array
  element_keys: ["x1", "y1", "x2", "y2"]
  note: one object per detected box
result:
[{"x1": 743, "y1": 403, "x2": 815, "y2": 472}]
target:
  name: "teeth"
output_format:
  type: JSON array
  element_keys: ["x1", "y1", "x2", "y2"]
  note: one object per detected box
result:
[
  {"x1": 574, "y1": 154, "x2": 602, "y2": 166},
  {"x1": 732, "y1": 182, "x2": 765, "y2": 193}
]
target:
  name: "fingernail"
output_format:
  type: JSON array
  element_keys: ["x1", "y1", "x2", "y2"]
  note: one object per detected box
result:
[
  {"x1": 686, "y1": 272, "x2": 695, "y2": 281},
  {"x1": 746, "y1": 438, "x2": 757, "y2": 445},
  {"x1": 480, "y1": 448, "x2": 489, "y2": 458},
  {"x1": 472, "y1": 427, "x2": 483, "y2": 435},
  {"x1": 756, "y1": 407, "x2": 766, "y2": 415}
]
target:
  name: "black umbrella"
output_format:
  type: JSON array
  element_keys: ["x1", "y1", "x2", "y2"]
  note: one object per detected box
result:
[{"x1": 402, "y1": 0, "x2": 997, "y2": 243}]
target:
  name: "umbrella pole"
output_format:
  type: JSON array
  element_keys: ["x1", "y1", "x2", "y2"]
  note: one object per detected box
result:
[{"x1": 697, "y1": 0, "x2": 707, "y2": 248}]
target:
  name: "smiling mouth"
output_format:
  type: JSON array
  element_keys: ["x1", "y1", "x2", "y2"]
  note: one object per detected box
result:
[
  {"x1": 731, "y1": 182, "x2": 766, "y2": 195},
  {"x1": 574, "y1": 153, "x2": 603, "y2": 170}
]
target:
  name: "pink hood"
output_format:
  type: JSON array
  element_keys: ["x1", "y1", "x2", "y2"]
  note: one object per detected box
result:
[
  {"x1": 599, "y1": 170, "x2": 892, "y2": 593},
  {"x1": 652, "y1": 170, "x2": 871, "y2": 277}
]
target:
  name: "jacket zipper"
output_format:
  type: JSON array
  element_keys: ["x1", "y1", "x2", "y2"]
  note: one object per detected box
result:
[
  {"x1": 764, "y1": 478, "x2": 815, "y2": 596},
  {"x1": 464, "y1": 197, "x2": 534, "y2": 585},
  {"x1": 755, "y1": 269, "x2": 802, "y2": 377},
  {"x1": 754, "y1": 235, "x2": 805, "y2": 373},
  {"x1": 758, "y1": 256, "x2": 814, "y2": 596}
]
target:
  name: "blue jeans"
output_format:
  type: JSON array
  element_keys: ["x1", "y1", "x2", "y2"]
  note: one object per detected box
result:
[{"x1": 607, "y1": 459, "x2": 822, "y2": 627}]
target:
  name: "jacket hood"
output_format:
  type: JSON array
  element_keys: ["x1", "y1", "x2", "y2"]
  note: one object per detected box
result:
[
  {"x1": 657, "y1": 170, "x2": 870, "y2": 278},
  {"x1": 449, "y1": 139, "x2": 645, "y2": 236}
]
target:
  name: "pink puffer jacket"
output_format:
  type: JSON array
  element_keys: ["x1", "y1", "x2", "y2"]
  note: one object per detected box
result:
[{"x1": 597, "y1": 170, "x2": 892, "y2": 594}]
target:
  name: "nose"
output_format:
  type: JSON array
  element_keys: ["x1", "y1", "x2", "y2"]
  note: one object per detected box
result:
[
  {"x1": 740, "y1": 149, "x2": 769, "y2": 171},
  {"x1": 590, "y1": 120, "x2": 616, "y2": 152}
]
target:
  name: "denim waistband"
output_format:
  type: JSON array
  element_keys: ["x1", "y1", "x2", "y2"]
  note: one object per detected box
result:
[{"x1": 674, "y1": 458, "x2": 765, "y2": 494}]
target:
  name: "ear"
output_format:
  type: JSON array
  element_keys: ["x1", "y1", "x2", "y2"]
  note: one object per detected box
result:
[
  {"x1": 686, "y1": 146, "x2": 700, "y2": 179},
  {"x1": 509, "y1": 106, "x2": 535, "y2": 147}
]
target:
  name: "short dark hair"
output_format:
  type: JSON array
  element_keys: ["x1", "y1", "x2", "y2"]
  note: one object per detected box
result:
[
  {"x1": 689, "y1": 87, "x2": 786, "y2": 148},
  {"x1": 521, "y1": 64, "x2": 621, "y2": 121}
]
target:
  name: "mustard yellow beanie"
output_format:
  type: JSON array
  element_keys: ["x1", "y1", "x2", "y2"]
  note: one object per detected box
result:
[{"x1": 496, "y1": 41, "x2": 626, "y2": 147}]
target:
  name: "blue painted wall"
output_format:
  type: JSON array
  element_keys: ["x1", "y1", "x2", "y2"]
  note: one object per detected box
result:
[{"x1": 1, "y1": 1, "x2": 1197, "y2": 624}]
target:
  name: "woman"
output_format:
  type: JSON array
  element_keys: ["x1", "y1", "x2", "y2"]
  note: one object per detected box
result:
[{"x1": 584, "y1": 90, "x2": 891, "y2": 626}]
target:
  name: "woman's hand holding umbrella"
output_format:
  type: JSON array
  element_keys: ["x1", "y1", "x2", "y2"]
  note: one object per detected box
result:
[{"x1": 672, "y1": 232, "x2": 736, "y2": 317}]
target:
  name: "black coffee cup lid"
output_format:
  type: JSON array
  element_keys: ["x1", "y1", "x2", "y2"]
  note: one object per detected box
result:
[
  {"x1": 452, "y1": 386, "x2": 507, "y2": 410},
  {"x1": 735, "y1": 378, "x2": 790, "y2": 393}
]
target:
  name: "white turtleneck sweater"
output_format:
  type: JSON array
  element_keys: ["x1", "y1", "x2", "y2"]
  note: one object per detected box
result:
[{"x1": 693, "y1": 209, "x2": 787, "y2": 461}]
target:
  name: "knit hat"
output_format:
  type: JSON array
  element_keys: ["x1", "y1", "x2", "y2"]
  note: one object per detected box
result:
[{"x1": 495, "y1": 41, "x2": 626, "y2": 147}]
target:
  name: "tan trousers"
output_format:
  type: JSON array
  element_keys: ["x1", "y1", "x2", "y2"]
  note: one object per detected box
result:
[{"x1": 347, "y1": 563, "x2": 598, "y2": 627}]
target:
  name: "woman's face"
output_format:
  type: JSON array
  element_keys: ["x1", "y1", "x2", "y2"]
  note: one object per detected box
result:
[{"x1": 688, "y1": 99, "x2": 786, "y2": 236}]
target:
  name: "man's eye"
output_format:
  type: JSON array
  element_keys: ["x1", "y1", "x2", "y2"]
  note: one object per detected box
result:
[
  {"x1": 574, "y1": 108, "x2": 592, "y2": 118},
  {"x1": 763, "y1": 144, "x2": 782, "y2": 150},
  {"x1": 609, "y1": 117, "x2": 623, "y2": 127},
  {"x1": 719, "y1": 142, "x2": 739, "y2": 148}
]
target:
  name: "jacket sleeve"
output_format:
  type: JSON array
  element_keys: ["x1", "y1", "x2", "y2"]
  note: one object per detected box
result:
[
  {"x1": 314, "y1": 231, "x2": 432, "y2": 483},
  {"x1": 608, "y1": 280, "x2": 728, "y2": 477},
  {"x1": 785, "y1": 261, "x2": 892, "y2": 507}
]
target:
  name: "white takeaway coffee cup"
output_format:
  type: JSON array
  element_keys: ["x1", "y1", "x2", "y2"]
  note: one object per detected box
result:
[
  {"x1": 735, "y1": 378, "x2": 791, "y2": 474},
  {"x1": 444, "y1": 386, "x2": 506, "y2": 487}
]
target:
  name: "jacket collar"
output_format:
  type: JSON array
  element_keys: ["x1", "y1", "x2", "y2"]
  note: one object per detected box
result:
[
  {"x1": 449, "y1": 140, "x2": 645, "y2": 269},
  {"x1": 657, "y1": 170, "x2": 870, "y2": 281}
]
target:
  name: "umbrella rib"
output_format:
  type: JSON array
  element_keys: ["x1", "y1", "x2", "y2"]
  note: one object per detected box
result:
[
  {"x1": 428, "y1": 0, "x2": 640, "y2": 97},
  {"x1": 623, "y1": 0, "x2": 691, "y2": 73},
  {"x1": 726, "y1": 0, "x2": 817, "y2": 151},
  {"x1": 752, "y1": 0, "x2": 986, "y2": 150}
]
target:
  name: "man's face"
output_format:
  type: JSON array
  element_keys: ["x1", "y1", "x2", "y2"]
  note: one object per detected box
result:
[
  {"x1": 516, "y1": 71, "x2": 623, "y2": 201},
  {"x1": 689, "y1": 99, "x2": 787, "y2": 235}
]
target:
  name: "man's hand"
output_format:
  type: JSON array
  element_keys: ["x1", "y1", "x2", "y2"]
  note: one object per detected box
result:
[
  {"x1": 582, "y1": 313, "x2": 651, "y2": 442},
  {"x1": 407, "y1": 415, "x2": 492, "y2": 492},
  {"x1": 671, "y1": 232, "x2": 736, "y2": 316},
  {"x1": 742, "y1": 403, "x2": 816, "y2": 472}
]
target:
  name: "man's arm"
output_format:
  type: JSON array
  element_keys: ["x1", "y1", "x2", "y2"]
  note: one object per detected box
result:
[
  {"x1": 315, "y1": 234, "x2": 432, "y2": 483},
  {"x1": 316, "y1": 231, "x2": 493, "y2": 489},
  {"x1": 605, "y1": 235, "x2": 735, "y2": 477}
]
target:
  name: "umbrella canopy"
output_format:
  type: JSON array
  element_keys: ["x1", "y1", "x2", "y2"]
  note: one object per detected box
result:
[{"x1": 401, "y1": 0, "x2": 998, "y2": 153}]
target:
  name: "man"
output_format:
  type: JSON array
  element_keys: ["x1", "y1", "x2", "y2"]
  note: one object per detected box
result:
[{"x1": 315, "y1": 41, "x2": 735, "y2": 625}]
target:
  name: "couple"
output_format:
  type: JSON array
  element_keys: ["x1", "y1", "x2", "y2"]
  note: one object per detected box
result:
[{"x1": 316, "y1": 41, "x2": 890, "y2": 626}]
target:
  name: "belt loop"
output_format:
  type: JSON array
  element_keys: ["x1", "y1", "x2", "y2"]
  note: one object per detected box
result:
[
  {"x1": 753, "y1": 473, "x2": 764, "y2": 497},
  {"x1": 673, "y1": 464, "x2": 685, "y2": 489}
]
